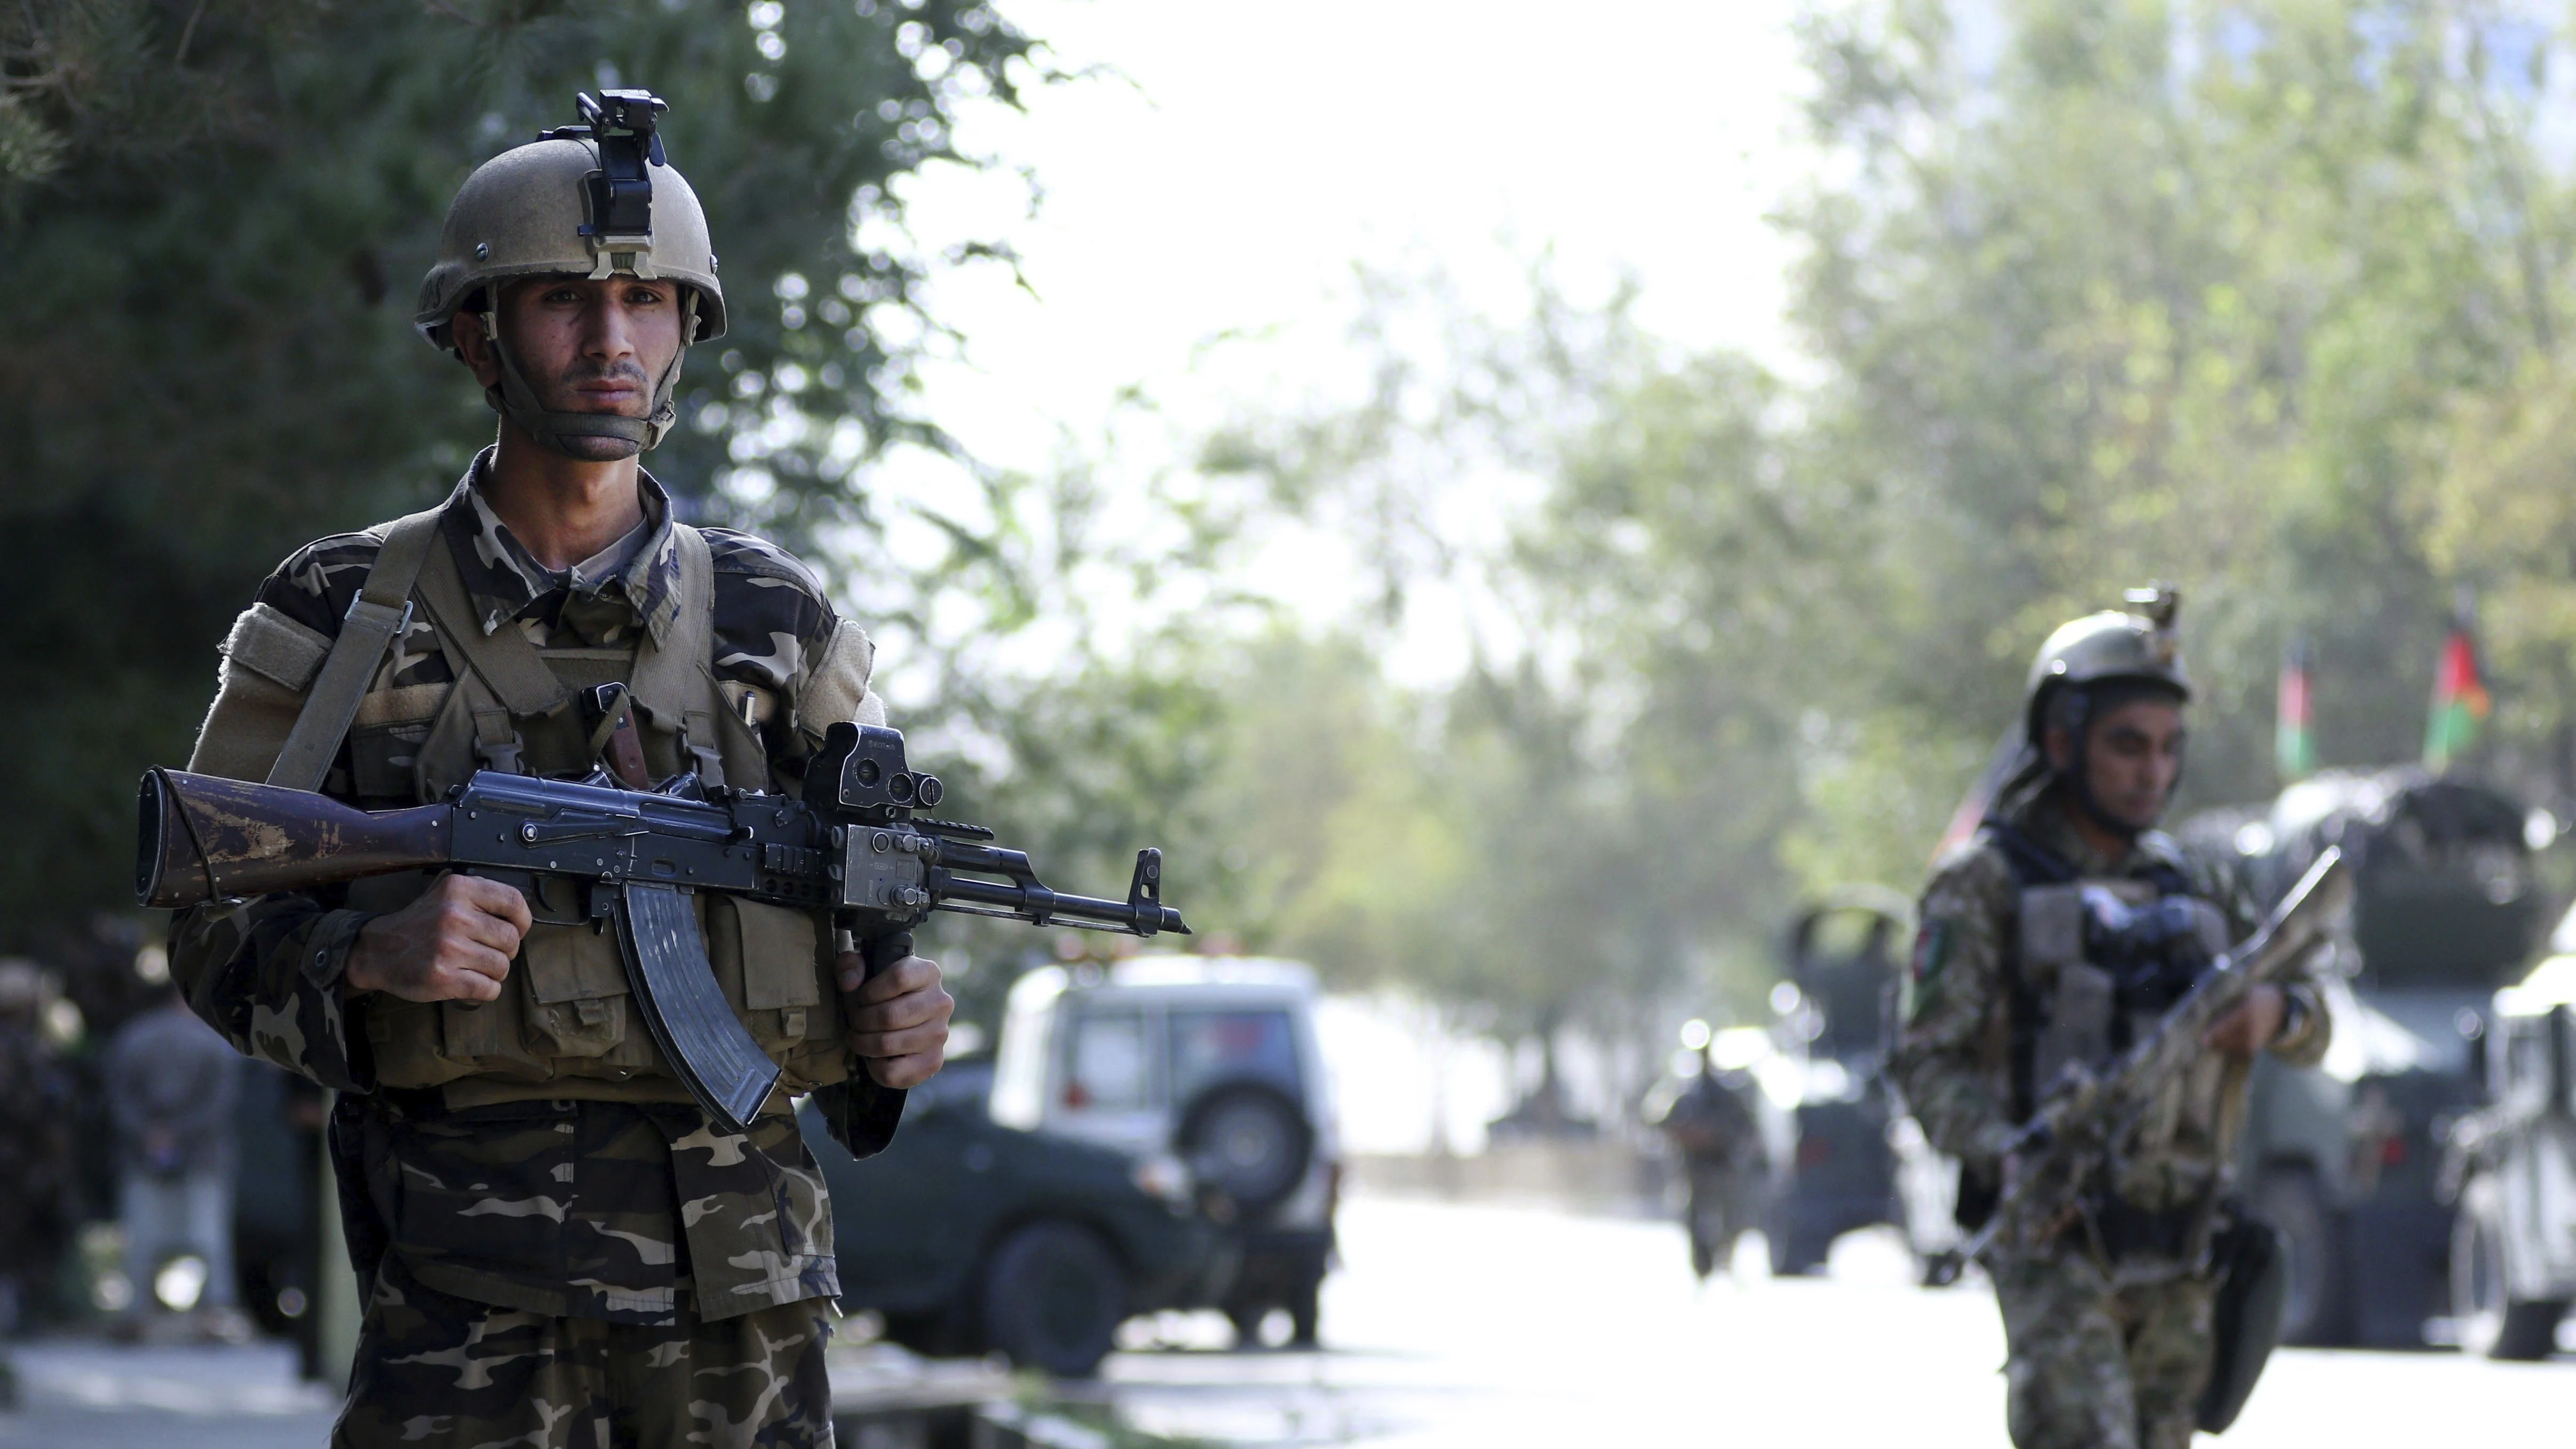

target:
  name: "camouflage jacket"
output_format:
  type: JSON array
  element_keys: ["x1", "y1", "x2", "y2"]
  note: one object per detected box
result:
[
  {"x1": 1890, "y1": 785, "x2": 2331, "y2": 1216},
  {"x1": 169, "y1": 454, "x2": 897, "y2": 1324}
]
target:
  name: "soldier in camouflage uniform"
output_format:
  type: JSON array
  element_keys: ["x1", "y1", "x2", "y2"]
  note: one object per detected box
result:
[
  {"x1": 167, "y1": 91, "x2": 952, "y2": 1448},
  {"x1": 1890, "y1": 592, "x2": 2330, "y2": 1449}
]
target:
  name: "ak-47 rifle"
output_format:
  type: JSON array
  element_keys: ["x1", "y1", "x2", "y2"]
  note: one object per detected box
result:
[
  {"x1": 137, "y1": 723, "x2": 1188, "y2": 1133},
  {"x1": 1944, "y1": 848, "x2": 2351, "y2": 1274}
]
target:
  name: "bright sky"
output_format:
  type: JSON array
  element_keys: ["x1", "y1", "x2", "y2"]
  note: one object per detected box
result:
[{"x1": 859, "y1": 0, "x2": 1814, "y2": 686}]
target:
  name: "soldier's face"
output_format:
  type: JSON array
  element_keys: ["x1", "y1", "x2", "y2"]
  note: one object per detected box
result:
[
  {"x1": 2070, "y1": 698, "x2": 2187, "y2": 831},
  {"x1": 462, "y1": 276, "x2": 685, "y2": 461}
]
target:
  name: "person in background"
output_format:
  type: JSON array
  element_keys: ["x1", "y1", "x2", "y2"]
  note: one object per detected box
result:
[
  {"x1": 1653, "y1": 1039, "x2": 1768, "y2": 1279},
  {"x1": 0, "y1": 961, "x2": 75, "y2": 1335},
  {"x1": 105, "y1": 983, "x2": 248, "y2": 1342}
]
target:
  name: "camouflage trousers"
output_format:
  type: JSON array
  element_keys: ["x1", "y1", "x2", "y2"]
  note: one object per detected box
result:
[
  {"x1": 1991, "y1": 1252, "x2": 2215, "y2": 1449},
  {"x1": 333, "y1": 1256, "x2": 836, "y2": 1449}
]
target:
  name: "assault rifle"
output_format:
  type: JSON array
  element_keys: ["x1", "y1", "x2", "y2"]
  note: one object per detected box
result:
[
  {"x1": 137, "y1": 723, "x2": 1188, "y2": 1133},
  {"x1": 1941, "y1": 848, "x2": 2350, "y2": 1276}
]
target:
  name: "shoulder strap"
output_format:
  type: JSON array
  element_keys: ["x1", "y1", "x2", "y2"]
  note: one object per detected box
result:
[
  {"x1": 1976, "y1": 817, "x2": 2065, "y2": 1126},
  {"x1": 265, "y1": 508, "x2": 444, "y2": 791},
  {"x1": 411, "y1": 527, "x2": 572, "y2": 722},
  {"x1": 1980, "y1": 817, "x2": 2082, "y2": 887},
  {"x1": 627, "y1": 525, "x2": 730, "y2": 786}
]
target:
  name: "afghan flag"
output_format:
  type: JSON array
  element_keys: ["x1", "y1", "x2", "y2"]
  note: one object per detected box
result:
[
  {"x1": 2424, "y1": 604, "x2": 2490, "y2": 772},
  {"x1": 2276, "y1": 639, "x2": 2316, "y2": 782}
]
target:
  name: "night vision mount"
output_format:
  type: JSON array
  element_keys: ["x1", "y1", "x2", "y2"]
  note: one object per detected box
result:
[{"x1": 540, "y1": 89, "x2": 669, "y2": 279}]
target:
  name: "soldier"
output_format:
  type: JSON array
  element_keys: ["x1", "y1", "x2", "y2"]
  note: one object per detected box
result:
[
  {"x1": 167, "y1": 91, "x2": 952, "y2": 1447},
  {"x1": 1652, "y1": 1040, "x2": 1767, "y2": 1279},
  {"x1": 1890, "y1": 591, "x2": 2331, "y2": 1449}
]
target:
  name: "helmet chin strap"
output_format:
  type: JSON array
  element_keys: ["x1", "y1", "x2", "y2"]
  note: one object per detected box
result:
[{"x1": 479, "y1": 291, "x2": 695, "y2": 455}]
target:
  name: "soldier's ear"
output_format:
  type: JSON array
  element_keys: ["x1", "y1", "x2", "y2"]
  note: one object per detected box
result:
[
  {"x1": 453, "y1": 311, "x2": 500, "y2": 387},
  {"x1": 2043, "y1": 724, "x2": 2075, "y2": 772}
]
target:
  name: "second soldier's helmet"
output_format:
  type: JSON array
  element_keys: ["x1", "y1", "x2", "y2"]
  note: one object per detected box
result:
[
  {"x1": 414, "y1": 90, "x2": 726, "y2": 454},
  {"x1": 2021, "y1": 585, "x2": 2191, "y2": 750}
]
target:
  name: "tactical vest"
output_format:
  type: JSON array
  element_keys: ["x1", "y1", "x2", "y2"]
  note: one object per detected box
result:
[
  {"x1": 288, "y1": 506, "x2": 851, "y2": 1109},
  {"x1": 1986, "y1": 821, "x2": 2228, "y2": 1123}
]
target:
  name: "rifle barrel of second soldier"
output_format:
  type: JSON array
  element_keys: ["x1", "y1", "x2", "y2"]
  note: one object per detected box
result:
[{"x1": 137, "y1": 769, "x2": 453, "y2": 909}]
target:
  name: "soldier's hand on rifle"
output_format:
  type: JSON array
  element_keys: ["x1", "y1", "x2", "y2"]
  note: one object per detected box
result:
[
  {"x1": 2201, "y1": 984, "x2": 2286, "y2": 1060},
  {"x1": 838, "y1": 952, "x2": 953, "y2": 1089},
  {"x1": 344, "y1": 874, "x2": 532, "y2": 1003}
]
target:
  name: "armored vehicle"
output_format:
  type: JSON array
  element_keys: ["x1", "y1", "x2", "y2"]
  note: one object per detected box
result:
[
  {"x1": 2445, "y1": 947, "x2": 2576, "y2": 1359},
  {"x1": 991, "y1": 956, "x2": 1339, "y2": 1345},
  {"x1": 2184, "y1": 769, "x2": 2546, "y2": 1347},
  {"x1": 802, "y1": 1057, "x2": 1227, "y2": 1377},
  {"x1": 1764, "y1": 890, "x2": 1913, "y2": 1276}
]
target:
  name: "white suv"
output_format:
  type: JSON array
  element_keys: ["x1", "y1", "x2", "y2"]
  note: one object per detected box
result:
[
  {"x1": 991, "y1": 955, "x2": 1339, "y2": 1344},
  {"x1": 2449, "y1": 950, "x2": 2576, "y2": 1359}
]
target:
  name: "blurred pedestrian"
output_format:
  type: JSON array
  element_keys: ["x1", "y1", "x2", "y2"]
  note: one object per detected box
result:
[
  {"x1": 1652, "y1": 1045, "x2": 1767, "y2": 1279},
  {"x1": 105, "y1": 983, "x2": 247, "y2": 1342},
  {"x1": 0, "y1": 960, "x2": 75, "y2": 1335}
]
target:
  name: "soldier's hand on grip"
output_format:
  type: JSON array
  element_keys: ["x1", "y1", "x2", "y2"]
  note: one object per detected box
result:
[
  {"x1": 345, "y1": 873, "x2": 532, "y2": 1003},
  {"x1": 2200, "y1": 983, "x2": 2286, "y2": 1060},
  {"x1": 839, "y1": 952, "x2": 952, "y2": 1089}
]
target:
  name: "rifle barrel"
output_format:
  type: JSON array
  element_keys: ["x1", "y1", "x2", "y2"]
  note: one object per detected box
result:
[{"x1": 931, "y1": 873, "x2": 1187, "y2": 935}]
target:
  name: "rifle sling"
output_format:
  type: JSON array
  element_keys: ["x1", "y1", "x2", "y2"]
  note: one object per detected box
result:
[{"x1": 265, "y1": 508, "x2": 444, "y2": 791}]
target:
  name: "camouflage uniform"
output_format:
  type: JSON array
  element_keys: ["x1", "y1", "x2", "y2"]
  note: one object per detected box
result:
[
  {"x1": 1892, "y1": 784, "x2": 2329, "y2": 1449},
  {"x1": 336, "y1": 1254, "x2": 834, "y2": 1449},
  {"x1": 170, "y1": 455, "x2": 897, "y2": 1446}
]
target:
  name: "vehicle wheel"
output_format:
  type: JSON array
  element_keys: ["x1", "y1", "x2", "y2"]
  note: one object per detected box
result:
[
  {"x1": 2453, "y1": 1175, "x2": 2566, "y2": 1361},
  {"x1": 1288, "y1": 1278, "x2": 1320, "y2": 1347},
  {"x1": 2256, "y1": 1167, "x2": 2350, "y2": 1347},
  {"x1": 2485, "y1": 1300, "x2": 2570, "y2": 1361},
  {"x1": 880, "y1": 1307, "x2": 969, "y2": 1359},
  {"x1": 1767, "y1": 1231, "x2": 1823, "y2": 1277},
  {"x1": 981, "y1": 1222, "x2": 1126, "y2": 1378},
  {"x1": 1179, "y1": 1084, "x2": 1313, "y2": 1215},
  {"x1": 1226, "y1": 1303, "x2": 1267, "y2": 1349}
]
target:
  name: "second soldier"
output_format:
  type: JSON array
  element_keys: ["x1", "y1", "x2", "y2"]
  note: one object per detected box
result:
[{"x1": 1890, "y1": 591, "x2": 2331, "y2": 1449}]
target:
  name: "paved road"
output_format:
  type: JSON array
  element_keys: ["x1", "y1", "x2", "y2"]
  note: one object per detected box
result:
[
  {"x1": 1087, "y1": 1193, "x2": 2571, "y2": 1446},
  {"x1": 4, "y1": 1194, "x2": 2565, "y2": 1445},
  {"x1": 0, "y1": 1340, "x2": 336, "y2": 1448}
]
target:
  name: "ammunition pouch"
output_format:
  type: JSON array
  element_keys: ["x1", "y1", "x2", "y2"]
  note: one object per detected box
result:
[
  {"x1": 361, "y1": 886, "x2": 849, "y2": 1098},
  {"x1": 2090, "y1": 1194, "x2": 2201, "y2": 1263},
  {"x1": 1954, "y1": 1159, "x2": 2002, "y2": 1233},
  {"x1": 2197, "y1": 1199, "x2": 2288, "y2": 1434}
]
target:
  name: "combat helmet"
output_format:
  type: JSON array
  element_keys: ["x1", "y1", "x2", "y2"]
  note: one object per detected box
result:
[
  {"x1": 415, "y1": 90, "x2": 727, "y2": 454},
  {"x1": 2021, "y1": 584, "x2": 2191, "y2": 749}
]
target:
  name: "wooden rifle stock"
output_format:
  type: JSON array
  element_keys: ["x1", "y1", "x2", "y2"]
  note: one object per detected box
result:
[{"x1": 137, "y1": 769, "x2": 452, "y2": 908}]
